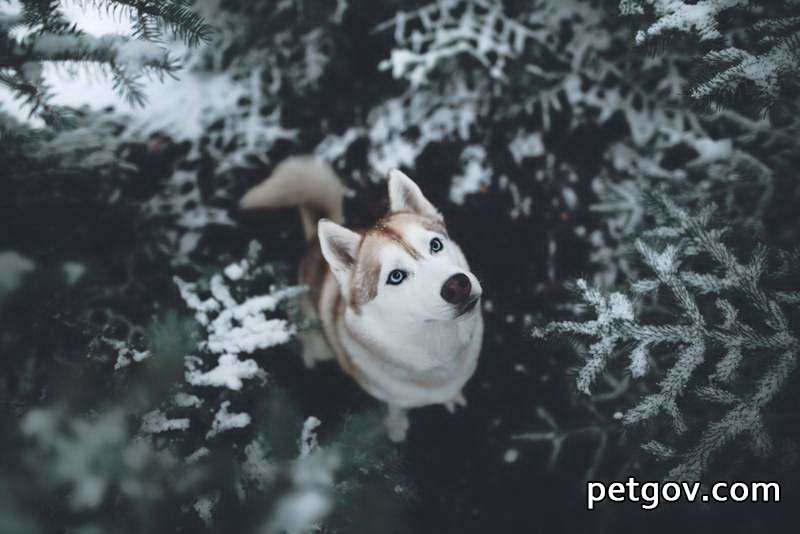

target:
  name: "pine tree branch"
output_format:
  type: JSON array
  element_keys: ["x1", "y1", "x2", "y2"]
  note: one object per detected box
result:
[{"x1": 536, "y1": 192, "x2": 800, "y2": 479}]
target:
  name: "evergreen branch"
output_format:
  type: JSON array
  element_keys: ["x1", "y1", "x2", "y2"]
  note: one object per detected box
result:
[
  {"x1": 62, "y1": 0, "x2": 212, "y2": 45},
  {"x1": 669, "y1": 350, "x2": 797, "y2": 480},
  {"x1": 537, "y1": 193, "x2": 800, "y2": 480},
  {"x1": 4, "y1": 30, "x2": 179, "y2": 110},
  {"x1": 622, "y1": 0, "x2": 800, "y2": 111},
  {"x1": 106, "y1": 0, "x2": 213, "y2": 46},
  {"x1": 2, "y1": 0, "x2": 209, "y2": 116}
]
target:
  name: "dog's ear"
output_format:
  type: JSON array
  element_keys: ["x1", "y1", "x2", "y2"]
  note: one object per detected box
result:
[
  {"x1": 318, "y1": 219, "x2": 361, "y2": 289},
  {"x1": 387, "y1": 169, "x2": 442, "y2": 220}
]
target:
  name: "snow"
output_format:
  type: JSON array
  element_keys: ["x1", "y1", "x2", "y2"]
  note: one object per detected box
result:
[
  {"x1": 186, "y1": 447, "x2": 210, "y2": 464},
  {"x1": 366, "y1": 77, "x2": 481, "y2": 173},
  {"x1": 174, "y1": 392, "x2": 203, "y2": 408},
  {"x1": 1, "y1": 3, "x2": 145, "y2": 124},
  {"x1": 141, "y1": 169, "x2": 233, "y2": 259},
  {"x1": 509, "y1": 131, "x2": 545, "y2": 164},
  {"x1": 267, "y1": 417, "x2": 337, "y2": 533},
  {"x1": 175, "y1": 275, "x2": 301, "y2": 355},
  {"x1": 607, "y1": 293, "x2": 635, "y2": 322},
  {"x1": 111, "y1": 339, "x2": 151, "y2": 370},
  {"x1": 0, "y1": 0, "x2": 22, "y2": 29},
  {"x1": 205, "y1": 288, "x2": 301, "y2": 355},
  {"x1": 28, "y1": 32, "x2": 84, "y2": 55},
  {"x1": 377, "y1": 0, "x2": 538, "y2": 87},
  {"x1": 185, "y1": 353, "x2": 261, "y2": 390},
  {"x1": 193, "y1": 492, "x2": 220, "y2": 526},
  {"x1": 690, "y1": 137, "x2": 733, "y2": 163},
  {"x1": 174, "y1": 276, "x2": 221, "y2": 326},
  {"x1": 314, "y1": 127, "x2": 365, "y2": 162},
  {"x1": 113, "y1": 349, "x2": 151, "y2": 370},
  {"x1": 498, "y1": 175, "x2": 532, "y2": 220},
  {"x1": 206, "y1": 401, "x2": 251, "y2": 438},
  {"x1": 112, "y1": 37, "x2": 165, "y2": 72},
  {"x1": 0, "y1": 250, "x2": 35, "y2": 300},
  {"x1": 60, "y1": 2, "x2": 135, "y2": 36},
  {"x1": 503, "y1": 448, "x2": 519, "y2": 463},
  {"x1": 629, "y1": 344, "x2": 650, "y2": 378},
  {"x1": 21, "y1": 61, "x2": 43, "y2": 86},
  {"x1": 5, "y1": 10, "x2": 297, "y2": 164},
  {"x1": 648, "y1": 244, "x2": 677, "y2": 275},
  {"x1": 576, "y1": 279, "x2": 634, "y2": 324},
  {"x1": 125, "y1": 66, "x2": 256, "y2": 140},
  {"x1": 450, "y1": 146, "x2": 490, "y2": 204},
  {"x1": 562, "y1": 187, "x2": 578, "y2": 210},
  {"x1": 243, "y1": 440, "x2": 277, "y2": 489},
  {"x1": 690, "y1": 45, "x2": 790, "y2": 102},
  {"x1": 140, "y1": 410, "x2": 190, "y2": 433},
  {"x1": 635, "y1": 0, "x2": 747, "y2": 44},
  {"x1": 27, "y1": 32, "x2": 166, "y2": 72},
  {"x1": 62, "y1": 261, "x2": 86, "y2": 285},
  {"x1": 224, "y1": 260, "x2": 249, "y2": 281},
  {"x1": 299, "y1": 416, "x2": 322, "y2": 457},
  {"x1": 21, "y1": 408, "x2": 128, "y2": 509},
  {"x1": 267, "y1": 490, "x2": 332, "y2": 534},
  {"x1": 209, "y1": 274, "x2": 237, "y2": 309},
  {"x1": 208, "y1": 306, "x2": 295, "y2": 355}
]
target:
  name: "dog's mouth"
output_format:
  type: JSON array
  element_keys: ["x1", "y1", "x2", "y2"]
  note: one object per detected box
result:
[{"x1": 455, "y1": 296, "x2": 480, "y2": 318}]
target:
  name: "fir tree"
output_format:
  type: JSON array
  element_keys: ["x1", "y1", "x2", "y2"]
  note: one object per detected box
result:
[
  {"x1": 535, "y1": 194, "x2": 800, "y2": 480},
  {"x1": 621, "y1": 0, "x2": 800, "y2": 112},
  {"x1": 0, "y1": 0, "x2": 211, "y2": 121}
]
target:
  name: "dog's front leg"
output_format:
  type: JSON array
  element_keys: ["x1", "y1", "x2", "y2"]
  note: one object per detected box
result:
[
  {"x1": 384, "y1": 404, "x2": 409, "y2": 442},
  {"x1": 444, "y1": 391, "x2": 467, "y2": 414}
]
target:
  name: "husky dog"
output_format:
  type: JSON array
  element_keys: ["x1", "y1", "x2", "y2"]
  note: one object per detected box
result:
[{"x1": 240, "y1": 156, "x2": 483, "y2": 441}]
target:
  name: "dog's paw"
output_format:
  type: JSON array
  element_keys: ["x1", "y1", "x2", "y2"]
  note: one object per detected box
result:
[
  {"x1": 444, "y1": 392, "x2": 467, "y2": 413},
  {"x1": 385, "y1": 406, "x2": 409, "y2": 442}
]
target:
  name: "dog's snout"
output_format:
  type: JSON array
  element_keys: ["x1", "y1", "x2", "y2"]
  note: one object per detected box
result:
[{"x1": 441, "y1": 273, "x2": 472, "y2": 304}]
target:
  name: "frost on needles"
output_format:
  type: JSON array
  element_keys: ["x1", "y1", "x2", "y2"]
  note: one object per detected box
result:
[
  {"x1": 0, "y1": 0, "x2": 211, "y2": 120},
  {"x1": 620, "y1": 0, "x2": 800, "y2": 111},
  {"x1": 535, "y1": 194, "x2": 800, "y2": 480}
]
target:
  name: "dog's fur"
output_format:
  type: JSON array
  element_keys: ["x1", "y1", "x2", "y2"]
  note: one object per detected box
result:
[{"x1": 240, "y1": 156, "x2": 483, "y2": 441}]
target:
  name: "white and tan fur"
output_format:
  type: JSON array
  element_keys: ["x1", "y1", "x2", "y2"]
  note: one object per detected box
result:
[{"x1": 240, "y1": 156, "x2": 483, "y2": 441}]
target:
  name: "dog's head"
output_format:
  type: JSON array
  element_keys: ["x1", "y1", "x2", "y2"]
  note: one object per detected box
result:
[{"x1": 318, "y1": 170, "x2": 482, "y2": 322}]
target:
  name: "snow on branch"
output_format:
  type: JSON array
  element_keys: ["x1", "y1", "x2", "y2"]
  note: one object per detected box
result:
[
  {"x1": 174, "y1": 248, "x2": 303, "y2": 397},
  {"x1": 376, "y1": 0, "x2": 540, "y2": 86},
  {"x1": 166, "y1": 242, "x2": 306, "y2": 444},
  {"x1": 621, "y1": 0, "x2": 800, "y2": 109},
  {"x1": 0, "y1": 0, "x2": 210, "y2": 119},
  {"x1": 535, "y1": 194, "x2": 800, "y2": 479},
  {"x1": 628, "y1": 0, "x2": 748, "y2": 44},
  {"x1": 175, "y1": 274, "x2": 301, "y2": 357}
]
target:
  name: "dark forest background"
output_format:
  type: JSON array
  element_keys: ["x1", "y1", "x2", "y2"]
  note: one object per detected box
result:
[{"x1": 2, "y1": 0, "x2": 800, "y2": 532}]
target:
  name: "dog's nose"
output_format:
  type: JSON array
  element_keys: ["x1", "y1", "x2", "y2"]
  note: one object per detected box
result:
[{"x1": 441, "y1": 273, "x2": 472, "y2": 304}]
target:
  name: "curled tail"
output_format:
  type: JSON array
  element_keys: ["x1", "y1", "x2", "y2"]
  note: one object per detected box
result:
[{"x1": 239, "y1": 156, "x2": 346, "y2": 241}]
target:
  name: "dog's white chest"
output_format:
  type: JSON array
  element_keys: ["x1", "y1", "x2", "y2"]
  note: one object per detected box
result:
[{"x1": 338, "y1": 311, "x2": 484, "y2": 408}]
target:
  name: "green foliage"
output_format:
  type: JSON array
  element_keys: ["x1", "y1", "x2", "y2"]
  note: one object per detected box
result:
[
  {"x1": 536, "y1": 194, "x2": 800, "y2": 480},
  {"x1": 0, "y1": 0, "x2": 211, "y2": 120},
  {"x1": 0, "y1": 236, "x2": 412, "y2": 532},
  {"x1": 621, "y1": 0, "x2": 800, "y2": 112},
  {"x1": 3, "y1": 0, "x2": 800, "y2": 529}
]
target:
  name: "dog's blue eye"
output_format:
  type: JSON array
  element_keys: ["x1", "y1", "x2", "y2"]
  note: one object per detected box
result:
[
  {"x1": 387, "y1": 269, "x2": 407, "y2": 285},
  {"x1": 430, "y1": 237, "x2": 443, "y2": 253}
]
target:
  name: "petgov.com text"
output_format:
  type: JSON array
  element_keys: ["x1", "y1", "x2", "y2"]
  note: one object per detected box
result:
[{"x1": 587, "y1": 478, "x2": 781, "y2": 510}]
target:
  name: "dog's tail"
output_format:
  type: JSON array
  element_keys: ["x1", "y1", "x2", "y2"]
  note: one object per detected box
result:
[{"x1": 239, "y1": 156, "x2": 346, "y2": 241}]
